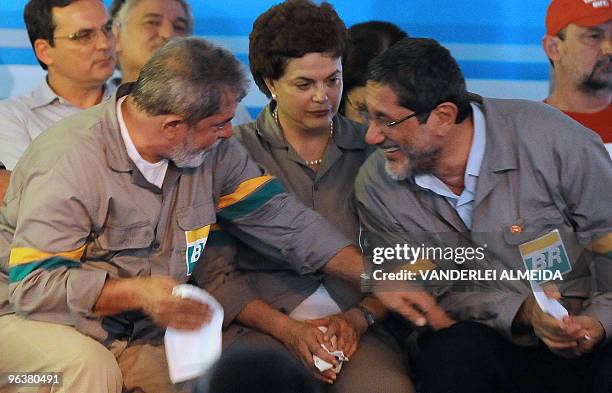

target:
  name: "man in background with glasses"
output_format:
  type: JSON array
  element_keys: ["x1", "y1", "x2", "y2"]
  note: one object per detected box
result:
[
  {"x1": 0, "y1": 0, "x2": 116, "y2": 201},
  {"x1": 356, "y1": 37, "x2": 612, "y2": 393}
]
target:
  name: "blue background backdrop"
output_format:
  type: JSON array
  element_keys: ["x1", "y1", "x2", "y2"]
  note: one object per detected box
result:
[{"x1": 0, "y1": 0, "x2": 552, "y2": 116}]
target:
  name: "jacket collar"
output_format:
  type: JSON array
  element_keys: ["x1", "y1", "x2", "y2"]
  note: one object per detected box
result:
[
  {"x1": 101, "y1": 83, "x2": 137, "y2": 173},
  {"x1": 474, "y1": 94, "x2": 518, "y2": 173},
  {"x1": 470, "y1": 94, "x2": 518, "y2": 209},
  {"x1": 404, "y1": 94, "x2": 518, "y2": 188}
]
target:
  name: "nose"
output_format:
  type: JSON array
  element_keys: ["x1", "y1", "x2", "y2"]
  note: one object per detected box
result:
[
  {"x1": 96, "y1": 29, "x2": 113, "y2": 50},
  {"x1": 312, "y1": 85, "x2": 329, "y2": 104},
  {"x1": 365, "y1": 122, "x2": 385, "y2": 145},
  {"x1": 160, "y1": 20, "x2": 174, "y2": 40}
]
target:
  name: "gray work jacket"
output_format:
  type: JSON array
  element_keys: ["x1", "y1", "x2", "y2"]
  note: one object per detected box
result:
[
  {"x1": 356, "y1": 96, "x2": 612, "y2": 344},
  {"x1": 0, "y1": 85, "x2": 351, "y2": 345}
]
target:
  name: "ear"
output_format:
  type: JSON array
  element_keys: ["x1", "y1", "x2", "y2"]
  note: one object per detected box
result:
[
  {"x1": 426, "y1": 102, "x2": 458, "y2": 136},
  {"x1": 264, "y1": 78, "x2": 276, "y2": 98},
  {"x1": 160, "y1": 114, "x2": 187, "y2": 140},
  {"x1": 34, "y1": 38, "x2": 53, "y2": 68},
  {"x1": 542, "y1": 35, "x2": 561, "y2": 62}
]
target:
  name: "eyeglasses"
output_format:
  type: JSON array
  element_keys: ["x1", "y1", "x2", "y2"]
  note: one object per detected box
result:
[
  {"x1": 362, "y1": 109, "x2": 427, "y2": 128},
  {"x1": 53, "y1": 20, "x2": 115, "y2": 45},
  {"x1": 383, "y1": 111, "x2": 423, "y2": 128}
]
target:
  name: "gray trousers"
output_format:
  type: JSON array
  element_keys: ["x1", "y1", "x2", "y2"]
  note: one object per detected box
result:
[{"x1": 225, "y1": 324, "x2": 415, "y2": 393}]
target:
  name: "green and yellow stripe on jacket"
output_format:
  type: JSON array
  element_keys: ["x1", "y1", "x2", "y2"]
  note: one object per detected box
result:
[
  {"x1": 210, "y1": 174, "x2": 285, "y2": 244},
  {"x1": 9, "y1": 245, "x2": 85, "y2": 283},
  {"x1": 587, "y1": 233, "x2": 612, "y2": 259}
]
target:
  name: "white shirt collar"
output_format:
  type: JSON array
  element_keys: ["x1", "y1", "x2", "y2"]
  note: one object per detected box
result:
[{"x1": 116, "y1": 95, "x2": 168, "y2": 188}]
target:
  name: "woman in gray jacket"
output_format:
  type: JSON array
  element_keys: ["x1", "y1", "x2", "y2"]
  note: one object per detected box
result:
[{"x1": 213, "y1": 1, "x2": 415, "y2": 392}]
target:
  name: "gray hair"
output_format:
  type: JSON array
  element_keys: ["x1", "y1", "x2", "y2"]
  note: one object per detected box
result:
[
  {"x1": 131, "y1": 37, "x2": 248, "y2": 126},
  {"x1": 109, "y1": 0, "x2": 194, "y2": 34}
]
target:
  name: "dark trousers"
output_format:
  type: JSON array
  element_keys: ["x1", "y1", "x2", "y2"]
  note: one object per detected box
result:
[{"x1": 415, "y1": 321, "x2": 612, "y2": 393}]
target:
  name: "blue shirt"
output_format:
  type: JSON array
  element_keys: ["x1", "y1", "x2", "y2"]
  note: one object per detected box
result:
[{"x1": 414, "y1": 103, "x2": 486, "y2": 229}]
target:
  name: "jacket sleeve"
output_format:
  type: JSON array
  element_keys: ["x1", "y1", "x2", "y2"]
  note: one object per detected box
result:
[
  {"x1": 557, "y1": 128, "x2": 612, "y2": 342},
  {"x1": 189, "y1": 226, "x2": 258, "y2": 328},
  {"x1": 211, "y1": 138, "x2": 353, "y2": 275},
  {"x1": 7, "y1": 151, "x2": 108, "y2": 330}
]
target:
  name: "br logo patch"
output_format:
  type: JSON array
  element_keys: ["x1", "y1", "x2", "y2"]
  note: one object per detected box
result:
[
  {"x1": 185, "y1": 225, "x2": 210, "y2": 276},
  {"x1": 519, "y1": 229, "x2": 571, "y2": 284}
]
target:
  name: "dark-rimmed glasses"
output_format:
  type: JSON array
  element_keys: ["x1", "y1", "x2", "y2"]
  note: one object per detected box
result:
[
  {"x1": 362, "y1": 108, "x2": 428, "y2": 128},
  {"x1": 383, "y1": 111, "x2": 424, "y2": 128}
]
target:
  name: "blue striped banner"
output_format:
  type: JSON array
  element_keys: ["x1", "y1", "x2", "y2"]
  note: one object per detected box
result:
[
  {"x1": 0, "y1": 47, "x2": 36, "y2": 65},
  {"x1": 0, "y1": 0, "x2": 554, "y2": 104},
  {"x1": 459, "y1": 61, "x2": 548, "y2": 81}
]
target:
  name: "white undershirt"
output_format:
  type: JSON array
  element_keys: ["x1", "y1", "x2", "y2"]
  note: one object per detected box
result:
[{"x1": 117, "y1": 96, "x2": 168, "y2": 188}]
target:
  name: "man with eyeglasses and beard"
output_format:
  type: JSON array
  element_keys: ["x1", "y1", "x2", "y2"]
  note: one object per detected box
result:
[
  {"x1": 355, "y1": 37, "x2": 612, "y2": 393},
  {"x1": 0, "y1": 0, "x2": 116, "y2": 202},
  {"x1": 542, "y1": 0, "x2": 611, "y2": 155}
]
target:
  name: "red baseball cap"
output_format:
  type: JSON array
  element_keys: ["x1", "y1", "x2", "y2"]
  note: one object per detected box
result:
[{"x1": 545, "y1": 0, "x2": 612, "y2": 36}]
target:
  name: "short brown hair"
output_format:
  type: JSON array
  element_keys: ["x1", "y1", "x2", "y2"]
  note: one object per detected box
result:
[
  {"x1": 24, "y1": 0, "x2": 86, "y2": 70},
  {"x1": 249, "y1": 0, "x2": 348, "y2": 98}
]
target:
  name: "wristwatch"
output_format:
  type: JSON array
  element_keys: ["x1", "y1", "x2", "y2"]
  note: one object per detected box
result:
[
  {"x1": 355, "y1": 305, "x2": 376, "y2": 328},
  {"x1": 360, "y1": 271, "x2": 372, "y2": 292}
]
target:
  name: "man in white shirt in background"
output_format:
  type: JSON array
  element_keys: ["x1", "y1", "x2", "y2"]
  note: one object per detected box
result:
[
  {"x1": 0, "y1": 0, "x2": 116, "y2": 166},
  {"x1": 0, "y1": 0, "x2": 116, "y2": 201}
]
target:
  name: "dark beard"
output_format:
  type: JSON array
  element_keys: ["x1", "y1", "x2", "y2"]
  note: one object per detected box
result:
[
  {"x1": 401, "y1": 145, "x2": 440, "y2": 175},
  {"x1": 579, "y1": 56, "x2": 612, "y2": 94}
]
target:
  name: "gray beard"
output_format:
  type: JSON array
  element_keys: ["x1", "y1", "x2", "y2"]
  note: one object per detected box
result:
[
  {"x1": 169, "y1": 140, "x2": 219, "y2": 169},
  {"x1": 383, "y1": 146, "x2": 440, "y2": 181},
  {"x1": 384, "y1": 158, "x2": 411, "y2": 181}
]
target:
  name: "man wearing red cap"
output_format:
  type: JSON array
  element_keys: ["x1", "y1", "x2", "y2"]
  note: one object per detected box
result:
[{"x1": 542, "y1": 0, "x2": 611, "y2": 154}]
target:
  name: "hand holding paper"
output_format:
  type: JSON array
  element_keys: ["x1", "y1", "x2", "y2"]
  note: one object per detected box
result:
[
  {"x1": 164, "y1": 284, "x2": 224, "y2": 383},
  {"x1": 526, "y1": 284, "x2": 600, "y2": 357},
  {"x1": 277, "y1": 319, "x2": 338, "y2": 384},
  {"x1": 532, "y1": 283, "x2": 568, "y2": 321},
  {"x1": 306, "y1": 311, "x2": 362, "y2": 358},
  {"x1": 138, "y1": 276, "x2": 211, "y2": 330},
  {"x1": 312, "y1": 326, "x2": 349, "y2": 374}
]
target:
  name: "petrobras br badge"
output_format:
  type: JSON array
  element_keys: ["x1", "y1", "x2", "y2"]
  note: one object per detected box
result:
[
  {"x1": 184, "y1": 225, "x2": 211, "y2": 276},
  {"x1": 518, "y1": 229, "x2": 571, "y2": 284}
]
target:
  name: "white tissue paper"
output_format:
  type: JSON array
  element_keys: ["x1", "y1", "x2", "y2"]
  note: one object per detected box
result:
[
  {"x1": 533, "y1": 289, "x2": 569, "y2": 320},
  {"x1": 164, "y1": 284, "x2": 224, "y2": 383},
  {"x1": 312, "y1": 326, "x2": 349, "y2": 374},
  {"x1": 531, "y1": 282, "x2": 568, "y2": 321}
]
